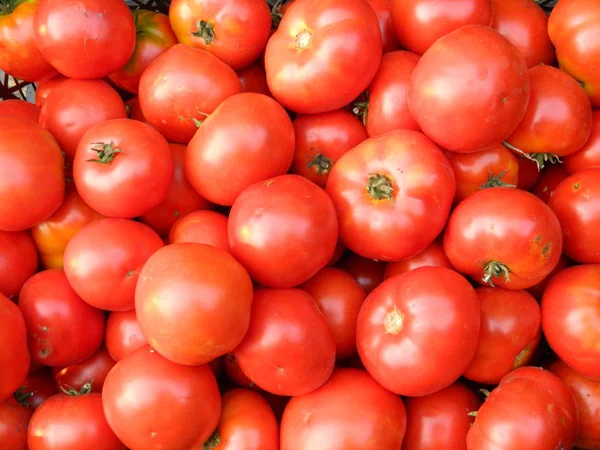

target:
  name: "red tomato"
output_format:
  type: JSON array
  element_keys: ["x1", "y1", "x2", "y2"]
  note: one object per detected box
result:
[
  {"x1": 532, "y1": 164, "x2": 569, "y2": 203},
  {"x1": 234, "y1": 288, "x2": 336, "y2": 396},
  {"x1": 549, "y1": 359, "x2": 600, "y2": 450},
  {"x1": 326, "y1": 130, "x2": 454, "y2": 261},
  {"x1": 300, "y1": 267, "x2": 366, "y2": 360},
  {"x1": 9, "y1": 368, "x2": 57, "y2": 410},
  {"x1": 34, "y1": 75, "x2": 68, "y2": 108},
  {"x1": 290, "y1": 110, "x2": 367, "y2": 188},
  {"x1": 0, "y1": 117, "x2": 64, "y2": 232},
  {"x1": 0, "y1": 99, "x2": 40, "y2": 122},
  {"x1": 384, "y1": 240, "x2": 452, "y2": 279},
  {"x1": 367, "y1": 0, "x2": 399, "y2": 54},
  {"x1": 265, "y1": 0, "x2": 382, "y2": 114},
  {"x1": 409, "y1": 25, "x2": 530, "y2": 153},
  {"x1": 280, "y1": 368, "x2": 406, "y2": 450},
  {"x1": 168, "y1": 210, "x2": 229, "y2": 251},
  {"x1": 467, "y1": 367, "x2": 578, "y2": 450},
  {"x1": 229, "y1": 174, "x2": 338, "y2": 288},
  {"x1": 108, "y1": 10, "x2": 177, "y2": 94},
  {"x1": 38, "y1": 79, "x2": 127, "y2": 163},
  {"x1": 564, "y1": 110, "x2": 600, "y2": 173},
  {"x1": 446, "y1": 144, "x2": 520, "y2": 202},
  {"x1": 18, "y1": 269, "x2": 104, "y2": 367},
  {"x1": 102, "y1": 346, "x2": 221, "y2": 450},
  {"x1": 527, "y1": 255, "x2": 569, "y2": 300},
  {"x1": 403, "y1": 382, "x2": 481, "y2": 450},
  {"x1": 549, "y1": 168, "x2": 600, "y2": 263},
  {"x1": 516, "y1": 152, "x2": 541, "y2": 190},
  {"x1": 0, "y1": 401, "x2": 32, "y2": 450},
  {"x1": 186, "y1": 93, "x2": 295, "y2": 206},
  {"x1": 105, "y1": 310, "x2": 147, "y2": 362},
  {"x1": 336, "y1": 252, "x2": 385, "y2": 294},
  {"x1": 33, "y1": 0, "x2": 135, "y2": 79},
  {"x1": 0, "y1": 230, "x2": 38, "y2": 300},
  {"x1": 357, "y1": 267, "x2": 480, "y2": 396},
  {"x1": 542, "y1": 265, "x2": 600, "y2": 380},
  {"x1": 549, "y1": 0, "x2": 600, "y2": 107},
  {"x1": 138, "y1": 43, "x2": 242, "y2": 143},
  {"x1": 0, "y1": 0, "x2": 56, "y2": 82},
  {"x1": 327, "y1": 240, "x2": 346, "y2": 267},
  {"x1": 444, "y1": 188, "x2": 563, "y2": 289},
  {"x1": 52, "y1": 346, "x2": 115, "y2": 394},
  {"x1": 224, "y1": 353, "x2": 256, "y2": 389},
  {"x1": 0, "y1": 293, "x2": 30, "y2": 402},
  {"x1": 236, "y1": 62, "x2": 272, "y2": 96}
]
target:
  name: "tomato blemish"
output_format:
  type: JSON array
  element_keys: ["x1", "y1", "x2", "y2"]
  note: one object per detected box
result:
[
  {"x1": 384, "y1": 307, "x2": 404, "y2": 335},
  {"x1": 295, "y1": 29, "x2": 312, "y2": 49}
]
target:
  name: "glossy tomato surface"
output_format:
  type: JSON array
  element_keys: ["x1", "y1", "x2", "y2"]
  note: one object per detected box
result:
[
  {"x1": 0, "y1": 99, "x2": 40, "y2": 122},
  {"x1": 104, "y1": 310, "x2": 147, "y2": 362},
  {"x1": 0, "y1": 230, "x2": 38, "y2": 300},
  {"x1": 0, "y1": 293, "x2": 30, "y2": 402},
  {"x1": 563, "y1": 110, "x2": 600, "y2": 173},
  {"x1": 0, "y1": 400, "x2": 32, "y2": 450},
  {"x1": 384, "y1": 240, "x2": 452, "y2": 279},
  {"x1": 9, "y1": 368, "x2": 57, "y2": 410},
  {"x1": 168, "y1": 210, "x2": 229, "y2": 250},
  {"x1": 367, "y1": 0, "x2": 399, "y2": 54}
]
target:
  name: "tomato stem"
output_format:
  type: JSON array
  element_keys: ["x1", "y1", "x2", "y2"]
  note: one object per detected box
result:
[
  {"x1": 192, "y1": 20, "x2": 216, "y2": 45},
  {"x1": 0, "y1": 0, "x2": 27, "y2": 15},
  {"x1": 202, "y1": 430, "x2": 221, "y2": 449},
  {"x1": 482, "y1": 261, "x2": 511, "y2": 287},
  {"x1": 12, "y1": 387, "x2": 34, "y2": 407},
  {"x1": 367, "y1": 174, "x2": 394, "y2": 201},
  {"x1": 502, "y1": 141, "x2": 561, "y2": 170},
  {"x1": 59, "y1": 380, "x2": 94, "y2": 396},
  {"x1": 384, "y1": 307, "x2": 404, "y2": 334},
  {"x1": 270, "y1": 0, "x2": 284, "y2": 30},
  {"x1": 86, "y1": 142, "x2": 123, "y2": 164},
  {"x1": 307, "y1": 154, "x2": 333, "y2": 175},
  {"x1": 479, "y1": 170, "x2": 516, "y2": 190},
  {"x1": 352, "y1": 101, "x2": 369, "y2": 126}
]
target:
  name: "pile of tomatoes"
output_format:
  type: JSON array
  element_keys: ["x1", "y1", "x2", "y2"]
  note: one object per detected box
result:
[{"x1": 1, "y1": 0, "x2": 600, "y2": 448}]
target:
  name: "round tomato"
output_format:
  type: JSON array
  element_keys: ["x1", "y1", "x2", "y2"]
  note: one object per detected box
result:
[
  {"x1": 105, "y1": 310, "x2": 147, "y2": 362},
  {"x1": 102, "y1": 346, "x2": 221, "y2": 450},
  {"x1": 444, "y1": 187, "x2": 563, "y2": 289},
  {"x1": 290, "y1": 109, "x2": 367, "y2": 188},
  {"x1": 357, "y1": 267, "x2": 480, "y2": 396},
  {"x1": 108, "y1": 10, "x2": 177, "y2": 94},
  {"x1": 0, "y1": 230, "x2": 38, "y2": 300},
  {"x1": 367, "y1": 0, "x2": 399, "y2": 54},
  {"x1": 0, "y1": 117, "x2": 64, "y2": 232},
  {"x1": 516, "y1": 153, "x2": 542, "y2": 190},
  {"x1": 138, "y1": 43, "x2": 242, "y2": 143},
  {"x1": 0, "y1": 293, "x2": 30, "y2": 402},
  {"x1": 168, "y1": 210, "x2": 229, "y2": 251},
  {"x1": 33, "y1": 0, "x2": 135, "y2": 79},
  {"x1": 35, "y1": 75, "x2": 68, "y2": 108},
  {"x1": 229, "y1": 174, "x2": 338, "y2": 288},
  {"x1": 0, "y1": 400, "x2": 32, "y2": 450},
  {"x1": 409, "y1": 25, "x2": 530, "y2": 153},
  {"x1": 564, "y1": 110, "x2": 600, "y2": 174},
  {"x1": 53, "y1": 346, "x2": 115, "y2": 394},
  {"x1": 9, "y1": 368, "x2": 57, "y2": 410},
  {"x1": 326, "y1": 130, "x2": 454, "y2": 261},
  {"x1": 265, "y1": 0, "x2": 382, "y2": 114},
  {"x1": 384, "y1": 240, "x2": 452, "y2": 279},
  {"x1": 237, "y1": 62, "x2": 272, "y2": 96},
  {"x1": 0, "y1": 99, "x2": 40, "y2": 122},
  {"x1": 532, "y1": 164, "x2": 569, "y2": 204},
  {"x1": 186, "y1": 93, "x2": 295, "y2": 206},
  {"x1": 280, "y1": 368, "x2": 406, "y2": 450},
  {"x1": 18, "y1": 269, "x2": 104, "y2": 367},
  {"x1": 336, "y1": 252, "x2": 385, "y2": 294}
]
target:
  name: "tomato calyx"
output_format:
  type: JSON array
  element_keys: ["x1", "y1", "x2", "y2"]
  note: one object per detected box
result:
[
  {"x1": 202, "y1": 430, "x2": 221, "y2": 450},
  {"x1": 192, "y1": 20, "x2": 216, "y2": 45},
  {"x1": 0, "y1": 0, "x2": 26, "y2": 15},
  {"x1": 12, "y1": 386, "x2": 34, "y2": 407},
  {"x1": 482, "y1": 261, "x2": 511, "y2": 287},
  {"x1": 479, "y1": 170, "x2": 516, "y2": 190},
  {"x1": 503, "y1": 141, "x2": 561, "y2": 170},
  {"x1": 352, "y1": 101, "x2": 369, "y2": 126},
  {"x1": 87, "y1": 142, "x2": 123, "y2": 164},
  {"x1": 384, "y1": 307, "x2": 404, "y2": 334},
  {"x1": 367, "y1": 174, "x2": 394, "y2": 201},
  {"x1": 307, "y1": 153, "x2": 333, "y2": 175},
  {"x1": 59, "y1": 380, "x2": 94, "y2": 396},
  {"x1": 270, "y1": 0, "x2": 285, "y2": 30},
  {"x1": 295, "y1": 29, "x2": 312, "y2": 49}
]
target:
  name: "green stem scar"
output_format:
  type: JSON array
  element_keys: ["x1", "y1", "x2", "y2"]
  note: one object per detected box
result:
[
  {"x1": 192, "y1": 20, "x2": 216, "y2": 45},
  {"x1": 87, "y1": 142, "x2": 123, "y2": 164},
  {"x1": 307, "y1": 154, "x2": 333, "y2": 175},
  {"x1": 482, "y1": 261, "x2": 511, "y2": 287},
  {"x1": 479, "y1": 170, "x2": 516, "y2": 189},
  {"x1": 367, "y1": 174, "x2": 394, "y2": 201}
]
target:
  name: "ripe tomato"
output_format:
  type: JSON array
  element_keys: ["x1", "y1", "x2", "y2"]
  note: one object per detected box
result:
[
  {"x1": 336, "y1": 252, "x2": 385, "y2": 294},
  {"x1": 527, "y1": 255, "x2": 569, "y2": 300},
  {"x1": 444, "y1": 187, "x2": 563, "y2": 289},
  {"x1": 102, "y1": 346, "x2": 221, "y2": 450},
  {"x1": 564, "y1": 110, "x2": 600, "y2": 173},
  {"x1": 391, "y1": 0, "x2": 493, "y2": 55},
  {"x1": 33, "y1": 0, "x2": 135, "y2": 79},
  {"x1": 0, "y1": 117, "x2": 64, "y2": 232},
  {"x1": 108, "y1": 10, "x2": 177, "y2": 94},
  {"x1": 265, "y1": 0, "x2": 382, "y2": 114},
  {"x1": 532, "y1": 164, "x2": 569, "y2": 204},
  {"x1": 0, "y1": 0, "x2": 56, "y2": 82},
  {"x1": 0, "y1": 230, "x2": 38, "y2": 300},
  {"x1": 549, "y1": 0, "x2": 600, "y2": 106},
  {"x1": 491, "y1": 0, "x2": 555, "y2": 67},
  {"x1": 326, "y1": 130, "x2": 454, "y2": 261},
  {"x1": 467, "y1": 367, "x2": 578, "y2": 450},
  {"x1": 447, "y1": 144, "x2": 519, "y2": 202},
  {"x1": 35, "y1": 75, "x2": 67, "y2": 108},
  {"x1": 52, "y1": 346, "x2": 115, "y2": 394},
  {"x1": 0, "y1": 400, "x2": 32, "y2": 450},
  {"x1": 168, "y1": 210, "x2": 229, "y2": 251},
  {"x1": 549, "y1": 168, "x2": 600, "y2": 263},
  {"x1": 300, "y1": 267, "x2": 366, "y2": 360},
  {"x1": 229, "y1": 174, "x2": 338, "y2": 287},
  {"x1": 384, "y1": 240, "x2": 452, "y2": 279},
  {"x1": 9, "y1": 368, "x2": 57, "y2": 410},
  {"x1": 18, "y1": 269, "x2": 104, "y2": 367},
  {"x1": 224, "y1": 353, "x2": 256, "y2": 390},
  {"x1": 38, "y1": 79, "x2": 127, "y2": 163},
  {"x1": 290, "y1": 110, "x2": 367, "y2": 188},
  {"x1": 186, "y1": 93, "x2": 295, "y2": 206},
  {"x1": 409, "y1": 25, "x2": 530, "y2": 153},
  {"x1": 367, "y1": 0, "x2": 399, "y2": 54},
  {"x1": 280, "y1": 368, "x2": 406, "y2": 450},
  {"x1": 105, "y1": 310, "x2": 147, "y2": 362},
  {"x1": 237, "y1": 62, "x2": 272, "y2": 96},
  {"x1": 138, "y1": 43, "x2": 242, "y2": 143},
  {"x1": 516, "y1": 153, "x2": 541, "y2": 191},
  {"x1": 136, "y1": 243, "x2": 253, "y2": 365},
  {"x1": 0, "y1": 293, "x2": 30, "y2": 402},
  {"x1": 549, "y1": 359, "x2": 600, "y2": 450},
  {"x1": 0, "y1": 99, "x2": 40, "y2": 122},
  {"x1": 234, "y1": 288, "x2": 336, "y2": 396},
  {"x1": 403, "y1": 382, "x2": 481, "y2": 450}
]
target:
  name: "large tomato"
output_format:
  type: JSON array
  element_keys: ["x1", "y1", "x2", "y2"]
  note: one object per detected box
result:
[
  {"x1": 233, "y1": 288, "x2": 336, "y2": 396},
  {"x1": 357, "y1": 267, "x2": 480, "y2": 396},
  {"x1": 384, "y1": 240, "x2": 452, "y2": 279},
  {"x1": 532, "y1": 164, "x2": 569, "y2": 204},
  {"x1": 52, "y1": 346, "x2": 115, "y2": 394},
  {"x1": 138, "y1": 43, "x2": 242, "y2": 143},
  {"x1": 168, "y1": 210, "x2": 229, "y2": 251},
  {"x1": 0, "y1": 117, "x2": 64, "y2": 232},
  {"x1": 265, "y1": 0, "x2": 382, "y2": 114},
  {"x1": 0, "y1": 400, "x2": 32, "y2": 450},
  {"x1": 0, "y1": 230, "x2": 38, "y2": 300},
  {"x1": 367, "y1": 0, "x2": 398, "y2": 54},
  {"x1": 326, "y1": 130, "x2": 454, "y2": 261},
  {"x1": 444, "y1": 187, "x2": 563, "y2": 289},
  {"x1": 102, "y1": 346, "x2": 221, "y2": 450},
  {"x1": 409, "y1": 25, "x2": 530, "y2": 153},
  {"x1": 104, "y1": 310, "x2": 147, "y2": 362},
  {"x1": 33, "y1": 0, "x2": 135, "y2": 79},
  {"x1": 0, "y1": 293, "x2": 30, "y2": 402},
  {"x1": 73, "y1": 119, "x2": 173, "y2": 218},
  {"x1": 336, "y1": 252, "x2": 385, "y2": 294},
  {"x1": 0, "y1": 99, "x2": 40, "y2": 122},
  {"x1": 186, "y1": 93, "x2": 295, "y2": 206},
  {"x1": 563, "y1": 110, "x2": 600, "y2": 173},
  {"x1": 18, "y1": 269, "x2": 105, "y2": 367},
  {"x1": 280, "y1": 368, "x2": 406, "y2": 450}
]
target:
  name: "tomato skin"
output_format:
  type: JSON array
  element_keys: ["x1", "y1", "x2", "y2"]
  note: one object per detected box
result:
[
  {"x1": 108, "y1": 10, "x2": 177, "y2": 94},
  {"x1": 290, "y1": 110, "x2": 367, "y2": 188},
  {"x1": 0, "y1": 293, "x2": 30, "y2": 402},
  {"x1": 532, "y1": 164, "x2": 569, "y2": 204},
  {"x1": 0, "y1": 230, "x2": 38, "y2": 300},
  {"x1": 168, "y1": 210, "x2": 229, "y2": 251},
  {"x1": 233, "y1": 288, "x2": 336, "y2": 396},
  {"x1": 265, "y1": 0, "x2": 382, "y2": 114},
  {"x1": 403, "y1": 382, "x2": 481, "y2": 450},
  {"x1": 102, "y1": 346, "x2": 221, "y2": 450},
  {"x1": 186, "y1": 93, "x2": 295, "y2": 206},
  {"x1": 516, "y1": 153, "x2": 541, "y2": 190},
  {"x1": 35, "y1": 75, "x2": 68, "y2": 108},
  {"x1": 367, "y1": 0, "x2": 399, "y2": 54},
  {"x1": 409, "y1": 25, "x2": 530, "y2": 153},
  {"x1": 0, "y1": 117, "x2": 64, "y2": 232},
  {"x1": 0, "y1": 401, "x2": 32, "y2": 450},
  {"x1": 336, "y1": 252, "x2": 385, "y2": 294},
  {"x1": 224, "y1": 353, "x2": 257, "y2": 389},
  {"x1": 33, "y1": 0, "x2": 135, "y2": 79},
  {"x1": 326, "y1": 130, "x2": 455, "y2": 261},
  {"x1": 564, "y1": 110, "x2": 600, "y2": 174},
  {"x1": 527, "y1": 255, "x2": 569, "y2": 300},
  {"x1": 18, "y1": 269, "x2": 105, "y2": 367},
  {"x1": 0, "y1": 99, "x2": 40, "y2": 122},
  {"x1": 281, "y1": 368, "x2": 406, "y2": 450},
  {"x1": 138, "y1": 43, "x2": 242, "y2": 143},
  {"x1": 384, "y1": 240, "x2": 452, "y2": 279},
  {"x1": 237, "y1": 62, "x2": 272, "y2": 96},
  {"x1": 53, "y1": 346, "x2": 116, "y2": 394},
  {"x1": 105, "y1": 310, "x2": 147, "y2": 362},
  {"x1": 357, "y1": 267, "x2": 480, "y2": 396}
]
